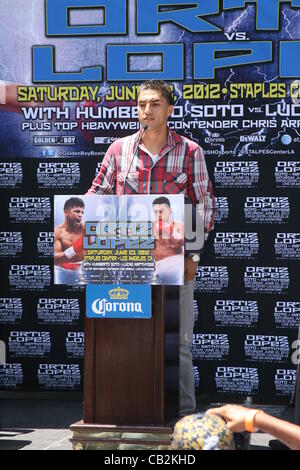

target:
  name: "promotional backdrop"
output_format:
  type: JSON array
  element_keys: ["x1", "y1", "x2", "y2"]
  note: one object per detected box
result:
[{"x1": 0, "y1": 0, "x2": 299, "y2": 403}]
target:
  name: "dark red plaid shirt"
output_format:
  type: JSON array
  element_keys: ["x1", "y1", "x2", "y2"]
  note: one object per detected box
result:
[{"x1": 88, "y1": 129, "x2": 215, "y2": 239}]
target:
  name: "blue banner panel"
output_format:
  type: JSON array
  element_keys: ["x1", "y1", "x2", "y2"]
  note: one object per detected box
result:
[{"x1": 86, "y1": 284, "x2": 151, "y2": 319}]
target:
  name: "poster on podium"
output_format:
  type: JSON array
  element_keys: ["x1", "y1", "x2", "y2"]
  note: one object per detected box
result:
[{"x1": 54, "y1": 193, "x2": 184, "y2": 285}]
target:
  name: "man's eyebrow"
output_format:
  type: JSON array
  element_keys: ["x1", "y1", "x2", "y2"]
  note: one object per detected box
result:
[{"x1": 138, "y1": 98, "x2": 161, "y2": 103}]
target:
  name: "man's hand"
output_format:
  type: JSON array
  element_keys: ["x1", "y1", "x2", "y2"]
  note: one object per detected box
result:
[
  {"x1": 207, "y1": 405, "x2": 262, "y2": 433},
  {"x1": 184, "y1": 256, "x2": 199, "y2": 281},
  {"x1": 64, "y1": 237, "x2": 85, "y2": 259}
]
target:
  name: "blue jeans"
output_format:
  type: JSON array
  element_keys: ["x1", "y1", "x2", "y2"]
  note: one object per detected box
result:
[{"x1": 179, "y1": 280, "x2": 196, "y2": 416}]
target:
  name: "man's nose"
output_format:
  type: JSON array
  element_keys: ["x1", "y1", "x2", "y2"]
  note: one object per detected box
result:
[{"x1": 144, "y1": 103, "x2": 151, "y2": 114}]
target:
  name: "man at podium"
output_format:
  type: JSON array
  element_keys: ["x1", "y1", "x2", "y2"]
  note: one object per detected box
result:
[{"x1": 88, "y1": 80, "x2": 215, "y2": 417}]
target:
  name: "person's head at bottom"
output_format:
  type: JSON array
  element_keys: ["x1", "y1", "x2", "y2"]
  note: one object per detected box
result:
[{"x1": 171, "y1": 413, "x2": 236, "y2": 450}]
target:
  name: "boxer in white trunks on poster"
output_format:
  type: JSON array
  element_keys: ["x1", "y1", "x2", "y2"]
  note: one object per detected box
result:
[{"x1": 54, "y1": 197, "x2": 86, "y2": 285}]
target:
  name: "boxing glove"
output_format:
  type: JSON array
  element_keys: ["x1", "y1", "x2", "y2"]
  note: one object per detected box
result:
[
  {"x1": 154, "y1": 220, "x2": 174, "y2": 239},
  {"x1": 64, "y1": 237, "x2": 84, "y2": 259}
]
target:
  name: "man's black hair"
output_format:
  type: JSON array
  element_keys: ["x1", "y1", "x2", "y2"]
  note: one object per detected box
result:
[
  {"x1": 63, "y1": 197, "x2": 85, "y2": 211},
  {"x1": 137, "y1": 80, "x2": 174, "y2": 105},
  {"x1": 152, "y1": 196, "x2": 171, "y2": 207}
]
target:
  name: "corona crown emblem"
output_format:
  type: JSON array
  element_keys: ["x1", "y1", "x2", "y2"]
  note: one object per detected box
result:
[{"x1": 109, "y1": 286, "x2": 129, "y2": 300}]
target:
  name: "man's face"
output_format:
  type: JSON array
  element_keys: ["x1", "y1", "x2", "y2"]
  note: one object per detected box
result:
[
  {"x1": 153, "y1": 204, "x2": 172, "y2": 223},
  {"x1": 137, "y1": 89, "x2": 173, "y2": 132},
  {"x1": 65, "y1": 206, "x2": 84, "y2": 228}
]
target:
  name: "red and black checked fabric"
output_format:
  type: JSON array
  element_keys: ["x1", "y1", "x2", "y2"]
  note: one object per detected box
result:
[{"x1": 87, "y1": 129, "x2": 216, "y2": 237}]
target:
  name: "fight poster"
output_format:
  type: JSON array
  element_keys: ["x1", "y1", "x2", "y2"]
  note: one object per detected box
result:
[{"x1": 54, "y1": 194, "x2": 184, "y2": 285}]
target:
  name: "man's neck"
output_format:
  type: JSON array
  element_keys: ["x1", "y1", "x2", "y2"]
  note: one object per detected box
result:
[
  {"x1": 65, "y1": 221, "x2": 82, "y2": 233},
  {"x1": 142, "y1": 127, "x2": 169, "y2": 155}
]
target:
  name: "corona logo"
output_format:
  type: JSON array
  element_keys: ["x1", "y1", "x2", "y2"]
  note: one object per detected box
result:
[
  {"x1": 88, "y1": 285, "x2": 149, "y2": 318},
  {"x1": 108, "y1": 286, "x2": 129, "y2": 300}
]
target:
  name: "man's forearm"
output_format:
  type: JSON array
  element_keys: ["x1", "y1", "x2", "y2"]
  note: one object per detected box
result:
[{"x1": 255, "y1": 411, "x2": 300, "y2": 450}]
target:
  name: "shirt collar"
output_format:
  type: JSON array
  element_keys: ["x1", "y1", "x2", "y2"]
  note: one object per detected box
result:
[
  {"x1": 138, "y1": 127, "x2": 183, "y2": 158},
  {"x1": 167, "y1": 128, "x2": 183, "y2": 147}
]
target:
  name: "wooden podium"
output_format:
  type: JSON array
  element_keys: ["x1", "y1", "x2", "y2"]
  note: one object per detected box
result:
[{"x1": 70, "y1": 285, "x2": 179, "y2": 450}]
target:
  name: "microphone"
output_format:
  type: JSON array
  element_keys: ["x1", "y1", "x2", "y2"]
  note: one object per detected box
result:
[{"x1": 122, "y1": 124, "x2": 148, "y2": 194}]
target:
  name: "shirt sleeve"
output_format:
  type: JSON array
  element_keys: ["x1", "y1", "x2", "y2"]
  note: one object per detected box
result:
[
  {"x1": 86, "y1": 143, "x2": 117, "y2": 195},
  {"x1": 186, "y1": 144, "x2": 216, "y2": 241}
]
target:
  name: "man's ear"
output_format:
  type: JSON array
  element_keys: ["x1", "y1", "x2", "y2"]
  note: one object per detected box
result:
[{"x1": 167, "y1": 105, "x2": 173, "y2": 118}]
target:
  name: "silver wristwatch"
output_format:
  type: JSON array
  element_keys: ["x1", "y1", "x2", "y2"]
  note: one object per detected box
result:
[{"x1": 187, "y1": 253, "x2": 200, "y2": 263}]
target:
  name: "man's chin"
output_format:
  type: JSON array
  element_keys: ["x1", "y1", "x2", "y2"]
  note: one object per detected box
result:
[
  {"x1": 71, "y1": 221, "x2": 81, "y2": 229},
  {"x1": 142, "y1": 121, "x2": 155, "y2": 129}
]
